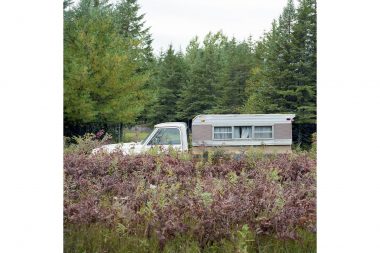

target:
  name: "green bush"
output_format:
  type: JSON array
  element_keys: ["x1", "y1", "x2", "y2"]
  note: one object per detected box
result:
[{"x1": 64, "y1": 132, "x2": 112, "y2": 155}]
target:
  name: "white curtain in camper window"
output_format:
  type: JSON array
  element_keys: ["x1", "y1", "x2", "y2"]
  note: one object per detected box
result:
[
  {"x1": 241, "y1": 126, "x2": 252, "y2": 138},
  {"x1": 214, "y1": 127, "x2": 232, "y2": 139},
  {"x1": 234, "y1": 126, "x2": 252, "y2": 138},
  {"x1": 254, "y1": 126, "x2": 272, "y2": 139}
]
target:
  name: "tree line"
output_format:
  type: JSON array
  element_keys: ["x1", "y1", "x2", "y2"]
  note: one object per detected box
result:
[{"x1": 64, "y1": 0, "x2": 316, "y2": 147}]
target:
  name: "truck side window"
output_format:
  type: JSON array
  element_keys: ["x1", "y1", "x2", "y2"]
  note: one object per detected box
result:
[{"x1": 148, "y1": 128, "x2": 181, "y2": 145}]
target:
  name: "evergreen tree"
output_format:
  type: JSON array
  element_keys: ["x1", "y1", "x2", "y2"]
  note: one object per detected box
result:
[
  {"x1": 147, "y1": 45, "x2": 188, "y2": 123},
  {"x1": 214, "y1": 38, "x2": 254, "y2": 113},
  {"x1": 64, "y1": 0, "x2": 148, "y2": 135},
  {"x1": 273, "y1": 0, "x2": 298, "y2": 113},
  {"x1": 242, "y1": 21, "x2": 282, "y2": 113},
  {"x1": 290, "y1": 0, "x2": 317, "y2": 124},
  {"x1": 243, "y1": 0, "x2": 298, "y2": 115},
  {"x1": 112, "y1": 0, "x2": 155, "y2": 126},
  {"x1": 176, "y1": 32, "x2": 227, "y2": 121},
  {"x1": 242, "y1": 0, "x2": 316, "y2": 147},
  {"x1": 114, "y1": 0, "x2": 154, "y2": 70}
]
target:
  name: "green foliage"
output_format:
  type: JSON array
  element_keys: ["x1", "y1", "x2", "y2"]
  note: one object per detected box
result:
[
  {"x1": 214, "y1": 38, "x2": 255, "y2": 113},
  {"x1": 235, "y1": 224, "x2": 253, "y2": 253},
  {"x1": 309, "y1": 132, "x2": 317, "y2": 158},
  {"x1": 207, "y1": 147, "x2": 229, "y2": 164},
  {"x1": 64, "y1": 0, "x2": 153, "y2": 134},
  {"x1": 114, "y1": 0, "x2": 154, "y2": 70},
  {"x1": 240, "y1": 0, "x2": 317, "y2": 147},
  {"x1": 226, "y1": 171, "x2": 238, "y2": 185},
  {"x1": 176, "y1": 32, "x2": 228, "y2": 121},
  {"x1": 64, "y1": 132, "x2": 112, "y2": 155},
  {"x1": 242, "y1": 0, "x2": 316, "y2": 125},
  {"x1": 147, "y1": 45, "x2": 188, "y2": 123},
  {"x1": 194, "y1": 181, "x2": 213, "y2": 208},
  {"x1": 166, "y1": 32, "x2": 255, "y2": 121},
  {"x1": 245, "y1": 146, "x2": 265, "y2": 165},
  {"x1": 146, "y1": 145, "x2": 162, "y2": 156},
  {"x1": 177, "y1": 151, "x2": 192, "y2": 161},
  {"x1": 267, "y1": 168, "x2": 281, "y2": 182},
  {"x1": 64, "y1": 224, "x2": 316, "y2": 253}
]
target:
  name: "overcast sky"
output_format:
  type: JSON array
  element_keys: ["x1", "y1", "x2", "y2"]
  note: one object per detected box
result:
[
  {"x1": 72, "y1": 0, "x2": 289, "y2": 54},
  {"x1": 139, "y1": 0, "x2": 288, "y2": 54}
]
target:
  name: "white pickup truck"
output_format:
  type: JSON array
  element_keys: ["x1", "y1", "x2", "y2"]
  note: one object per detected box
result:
[
  {"x1": 92, "y1": 114, "x2": 295, "y2": 155},
  {"x1": 92, "y1": 122, "x2": 188, "y2": 155}
]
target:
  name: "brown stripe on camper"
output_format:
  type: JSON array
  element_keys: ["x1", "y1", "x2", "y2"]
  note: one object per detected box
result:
[
  {"x1": 274, "y1": 123, "x2": 292, "y2": 139},
  {"x1": 192, "y1": 124, "x2": 213, "y2": 141}
]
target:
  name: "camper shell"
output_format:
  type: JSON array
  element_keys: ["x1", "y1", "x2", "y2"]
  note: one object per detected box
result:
[{"x1": 191, "y1": 114, "x2": 295, "y2": 154}]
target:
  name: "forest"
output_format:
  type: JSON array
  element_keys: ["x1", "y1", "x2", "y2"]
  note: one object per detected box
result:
[{"x1": 64, "y1": 0, "x2": 316, "y2": 148}]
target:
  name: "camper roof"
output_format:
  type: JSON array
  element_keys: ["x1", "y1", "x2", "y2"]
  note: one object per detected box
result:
[{"x1": 192, "y1": 114, "x2": 295, "y2": 126}]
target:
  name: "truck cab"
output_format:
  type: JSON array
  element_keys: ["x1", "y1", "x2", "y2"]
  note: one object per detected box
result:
[
  {"x1": 92, "y1": 122, "x2": 188, "y2": 155},
  {"x1": 143, "y1": 122, "x2": 188, "y2": 152}
]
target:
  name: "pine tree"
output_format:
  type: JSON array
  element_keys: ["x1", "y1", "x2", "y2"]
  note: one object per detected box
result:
[
  {"x1": 215, "y1": 38, "x2": 254, "y2": 113},
  {"x1": 176, "y1": 32, "x2": 227, "y2": 121},
  {"x1": 242, "y1": 0, "x2": 316, "y2": 147},
  {"x1": 64, "y1": 0, "x2": 149, "y2": 135},
  {"x1": 114, "y1": 0, "x2": 154, "y2": 70},
  {"x1": 243, "y1": 0, "x2": 301, "y2": 115},
  {"x1": 242, "y1": 21, "x2": 283, "y2": 113},
  {"x1": 290, "y1": 0, "x2": 317, "y2": 124},
  {"x1": 146, "y1": 45, "x2": 188, "y2": 123}
]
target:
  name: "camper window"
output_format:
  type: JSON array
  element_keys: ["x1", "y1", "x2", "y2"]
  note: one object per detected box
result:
[
  {"x1": 254, "y1": 126, "x2": 273, "y2": 139},
  {"x1": 233, "y1": 126, "x2": 252, "y2": 139},
  {"x1": 214, "y1": 127, "x2": 232, "y2": 139}
]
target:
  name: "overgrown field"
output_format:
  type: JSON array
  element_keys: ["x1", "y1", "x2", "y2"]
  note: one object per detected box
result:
[{"x1": 64, "y1": 136, "x2": 316, "y2": 252}]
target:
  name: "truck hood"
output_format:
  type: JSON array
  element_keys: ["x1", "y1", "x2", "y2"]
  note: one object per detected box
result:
[{"x1": 92, "y1": 142, "x2": 144, "y2": 155}]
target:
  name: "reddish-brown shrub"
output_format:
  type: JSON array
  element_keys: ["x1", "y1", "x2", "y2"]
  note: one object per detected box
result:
[{"x1": 64, "y1": 151, "x2": 316, "y2": 246}]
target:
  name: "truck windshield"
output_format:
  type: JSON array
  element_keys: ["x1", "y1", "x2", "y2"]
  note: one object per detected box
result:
[{"x1": 148, "y1": 128, "x2": 181, "y2": 145}]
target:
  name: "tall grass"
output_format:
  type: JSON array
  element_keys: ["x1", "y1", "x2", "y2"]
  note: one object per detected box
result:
[{"x1": 65, "y1": 224, "x2": 316, "y2": 253}]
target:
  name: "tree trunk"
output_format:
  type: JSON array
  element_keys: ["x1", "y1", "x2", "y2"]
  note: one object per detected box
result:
[
  {"x1": 297, "y1": 126, "x2": 302, "y2": 146},
  {"x1": 119, "y1": 123, "x2": 123, "y2": 143}
]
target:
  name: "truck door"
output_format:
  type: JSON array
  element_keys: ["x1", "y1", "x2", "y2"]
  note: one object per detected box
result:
[{"x1": 145, "y1": 127, "x2": 182, "y2": 152}]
